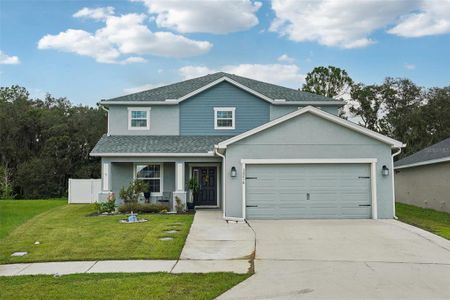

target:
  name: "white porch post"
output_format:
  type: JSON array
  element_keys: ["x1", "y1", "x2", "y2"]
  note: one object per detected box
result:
[{"x1": 173, "y1": 161, "x2": 187, "y2": 211}]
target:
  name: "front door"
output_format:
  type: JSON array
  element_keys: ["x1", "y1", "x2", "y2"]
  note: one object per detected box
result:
[{"x1": 192, "y1": 167, "x2": 217, "y2": 206}]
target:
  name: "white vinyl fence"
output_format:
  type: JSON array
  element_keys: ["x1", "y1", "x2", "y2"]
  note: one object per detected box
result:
[{"x1": 68, "y1": 179, "x2": 101, "y2": 204}]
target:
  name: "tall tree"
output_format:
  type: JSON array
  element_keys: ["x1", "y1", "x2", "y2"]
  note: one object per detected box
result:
[
  {"x1": 0, "y1": 85, "x2": 106, "y2": 198},
  {"x1": 302, "y1": 66, "x2": 354, "y2": 100},
  {"x1": 348, "y1": 83, "x2": 388, "y2": 133}
]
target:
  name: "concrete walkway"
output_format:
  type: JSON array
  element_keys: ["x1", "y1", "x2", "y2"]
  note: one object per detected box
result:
[
  {"x1": 180, "y1": 209, "x2": 255, "y2": 260},
  {"x1": 0, "y1": 210, "x2": 255, "y2": 276}
]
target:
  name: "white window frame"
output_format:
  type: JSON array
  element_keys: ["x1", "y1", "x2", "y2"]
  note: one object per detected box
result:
[
  {"x1": 128, "y1": 107, "x2": 151, "y2": 130},
  {"x1": 134, "y1": 163, "x2": 163, "y2": 196},
  {"x1": 214, "y1": 107, "x2": 235, "y2": 130}
]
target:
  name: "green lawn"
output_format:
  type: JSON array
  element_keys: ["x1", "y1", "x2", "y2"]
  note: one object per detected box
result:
[
  {"x1": 396, "y1": 202, "x2": 450, "y2": 240},
  {"x1": 0, "y1": 272, "x2": 250, "y2": 300},
  {"x1": 0, "y1": 203, "x2": 193, "y2": 264},
  {"x1": 0, "y1": 199, "x2": 66, "y2": 240}
]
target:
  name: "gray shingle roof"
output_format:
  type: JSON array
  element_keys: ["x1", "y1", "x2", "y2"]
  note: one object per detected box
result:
[
  {"x1": 91, "y1": 135, "x2": 233, "y2": 155},
  {"x1": 395, "y1": 137, "x2": 450, "y2": 168},
  {"x1": 103, "y1": 72, "x2": 337, "y2": 103}
]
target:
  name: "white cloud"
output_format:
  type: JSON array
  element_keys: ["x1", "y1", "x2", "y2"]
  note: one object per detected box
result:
[
  {"x1": 123, "y1": 82, "x2": 167, "y2": 94},
  {"x1": 133, "y1": 0, "x2": 261, "y2": 34},
  {"x1": 277, "y1": 54, "x2": 295, "y2": 63},
  {"x1": 0, "y1": 50, "x2": 20, "y2": 64},
  {"x1": 38, "y1": 11, "x2": 212, "y2": 63},
  {"x1": 388, "y1": 0, "x2": 450, "y2": 37},
  {"x1": 73, "y1": 7, "x2": 115, "y2": 20},
  {"x1": 404, "y1": 63, "x2": 416, "y2": 70},
  {"x1": 269, "y1": 0, "x2": 419, "y2": 48},
  {"x1": 180, "y1": 63, "x2": 305, "y2": 88}
]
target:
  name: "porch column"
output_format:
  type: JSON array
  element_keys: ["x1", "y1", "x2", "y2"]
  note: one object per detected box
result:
[{"x1": 173, "y1": 161, "x2": 187, "y2": 211}]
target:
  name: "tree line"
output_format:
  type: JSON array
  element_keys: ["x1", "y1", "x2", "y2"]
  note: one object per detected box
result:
[
  {"x1": 1, "y1": 68, "x2": 449, "y2": 199},
  {"x1": 302, "y1": 66, "x2": 450, "y2": 157},
  {"x1": 0, "y1": 86, "x2": 106, "y2": 199}
]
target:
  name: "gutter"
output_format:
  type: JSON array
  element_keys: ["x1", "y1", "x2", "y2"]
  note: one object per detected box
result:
[
  {"x1": 100, "y1": 105, "x2": 110, "y2": 136},
  {"x1": 391, "y1": 147, "x2": 403, "y2": 219},
  {"x1": 214, "y1": 146, "x2": 227, "y2": 220}
]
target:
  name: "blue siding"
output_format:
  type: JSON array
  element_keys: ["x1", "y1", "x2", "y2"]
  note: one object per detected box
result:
[{"x1": 180, "y1": 82, "x2": 270, "y2": 135}]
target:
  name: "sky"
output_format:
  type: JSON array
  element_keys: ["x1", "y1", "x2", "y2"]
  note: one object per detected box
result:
[{"x1": 0, "y1": 0, "x2": 449, "y2": 106}]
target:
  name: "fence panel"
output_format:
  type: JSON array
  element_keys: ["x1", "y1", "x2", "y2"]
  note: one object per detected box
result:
[{"x1": 68, "y1": 179, "x2": 101, "y2": 204}]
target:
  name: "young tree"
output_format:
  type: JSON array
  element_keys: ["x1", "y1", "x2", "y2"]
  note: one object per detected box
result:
[{"x1": 302, "y1": 66, "x2": 354, "y2": 100}]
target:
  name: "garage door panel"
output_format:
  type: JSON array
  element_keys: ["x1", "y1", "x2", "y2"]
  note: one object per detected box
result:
[{"x1": 246, "y1": 164, "x2": 371, "y2": 219}]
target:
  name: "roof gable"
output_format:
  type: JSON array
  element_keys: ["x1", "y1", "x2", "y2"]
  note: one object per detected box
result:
[{"x1": 217, "y1": 106, "x2": 404, "y2": 149}]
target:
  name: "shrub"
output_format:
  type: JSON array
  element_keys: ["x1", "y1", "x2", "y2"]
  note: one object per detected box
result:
[
  {"x1": 119, "y1": 180, "x2": 148, "y2": 204},
  {"x1": 95, "y1": 192, "x2": 116, "y2": 213},
  {"x1": 175, "y1": 196, "x2": 185, "y2": 213},
  {"x1": 118, "y1": 203, "x2": 167, "y2": 214}
]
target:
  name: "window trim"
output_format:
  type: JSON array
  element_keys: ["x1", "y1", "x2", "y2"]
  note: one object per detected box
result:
[
  {"x1": 214, "y1": 107, "x2": 236, "y2": 130},
  {"x1": 133, "y1": 163, "x2": 163, "y2": 196},
  {"x1": 128, "y1": 107, "x2": 151, "y2": 130}
]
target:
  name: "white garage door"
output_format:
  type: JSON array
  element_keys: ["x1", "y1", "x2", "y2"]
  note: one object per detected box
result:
[{"x1": 245, "y1": 164, "x2": 372, "y2": 219}]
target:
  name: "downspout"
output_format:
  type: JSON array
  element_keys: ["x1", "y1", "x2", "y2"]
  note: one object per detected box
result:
[
  {"x1": 391, "y1": 147, "x2": 403, "y2": 219},
  {"x1": 100, "y1": 105, "x2": 110, "y2": 136},
  {"x1": 214, "y1": 146, "x2": 227, "y2": 219}
]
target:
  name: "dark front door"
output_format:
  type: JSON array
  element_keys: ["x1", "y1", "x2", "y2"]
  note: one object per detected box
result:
[{"x1": 192, "y1": 167, "x2": 217, "y2": 206}]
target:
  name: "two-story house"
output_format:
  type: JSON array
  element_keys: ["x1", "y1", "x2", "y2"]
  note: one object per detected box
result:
[{"x1": 91, "y1": 72, "x2": 404, "y2": 220}]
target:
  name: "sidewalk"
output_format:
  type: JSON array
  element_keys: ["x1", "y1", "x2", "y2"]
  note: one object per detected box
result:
[{"x1": 0, "y1": 210, "x2": 255, "y2": 276}]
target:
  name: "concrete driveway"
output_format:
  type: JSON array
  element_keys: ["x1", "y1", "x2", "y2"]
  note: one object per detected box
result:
[{"x1": 219, "y1": 220, "x2": 450, "y2": 299}]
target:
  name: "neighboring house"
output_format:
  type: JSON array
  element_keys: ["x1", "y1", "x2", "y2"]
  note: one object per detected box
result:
[
  {"x1": 394, "y1": 137, "x2": 450, "y2": 213},
  {"x1": 90, "y1": 72, "x2": 404, "y2": 220}
]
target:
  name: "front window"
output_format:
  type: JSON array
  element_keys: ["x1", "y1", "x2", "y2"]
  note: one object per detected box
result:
[
  {"x1": 128, "y1": 108, "x2": 150, "y2": 130},
  {"x1": 136, "y1": 164, "x2": 162, "y2": 194},
  {"x1": 214, "y1": 107, "x2": 235, "y2": 129}
]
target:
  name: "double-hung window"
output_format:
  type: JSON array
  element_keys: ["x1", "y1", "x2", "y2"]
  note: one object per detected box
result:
[
  {"x1": 135, "y1": 164, "x2": 162, "y2": 195},
  {"x1": 214, "y1": 107, "x2": 235, "y2": 130},
  {"x1": 128, "y1": 107, "x2": 151, "y2": 130}
]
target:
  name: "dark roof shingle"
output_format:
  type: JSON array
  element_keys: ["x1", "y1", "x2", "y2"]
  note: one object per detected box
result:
[
  {"x1": 91, "y1": 135, "x2": 233, "y2": 155},
  {"x1": 103, "y1": 72, "x2": 337, "y2": 103},
  {"x1": 395, "y1": 137, "x2": 450, "y2": 168}
]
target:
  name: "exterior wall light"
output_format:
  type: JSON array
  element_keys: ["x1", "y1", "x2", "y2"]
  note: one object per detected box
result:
[
  {"x1": 382, "y1": 165, "x2": 389, "y2": 176},
  {"x1": 230, "y1": 166, "x2": 237, "y2": 177}
]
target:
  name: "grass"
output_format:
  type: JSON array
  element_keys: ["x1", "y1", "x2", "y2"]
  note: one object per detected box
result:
[
  {"x1": 0, "y1": 272, "x2": 250, "y2": 300},
  {"x1": 0, "y1": 203, "x2": 193, "y2": 264},
  {"x1": 396, "y1": 202, "x2": 450, "y2": 240},
  {"x1": 0, "y1": 199, "x2": 66, "y2": 240}
]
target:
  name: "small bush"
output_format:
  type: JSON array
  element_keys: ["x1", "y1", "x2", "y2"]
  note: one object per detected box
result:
[
  {"x1": 119, "y1": 180, "x2": 148, "y2": 204},
  {"x1": 95, "y1": 193, "x2": 116, "y2": 213},
  {"x1": 175, "y1": 196, "x2": 185, "y2": 213},
  {"x1": 118, "y1": 203, "x2": 167, "y2": 214}
]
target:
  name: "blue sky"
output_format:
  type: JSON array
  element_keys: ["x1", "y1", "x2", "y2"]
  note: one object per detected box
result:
[{"x1": 1, "y1": 0, "x2": 449, "y2": 106}]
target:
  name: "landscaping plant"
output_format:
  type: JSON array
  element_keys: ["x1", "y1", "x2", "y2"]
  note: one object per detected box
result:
[
  {"x1": 175, "y1": 196, "x2": 185, "y2": 213},
  {"x1": 119, "y1": 180, "x2": 148, "y2": 203},
  {"x1": 118, "y1": 203, "x2": 167, "y2": 214},
  {"x1": 95, "y1": 192, "x2": 116, "y2": 214}
]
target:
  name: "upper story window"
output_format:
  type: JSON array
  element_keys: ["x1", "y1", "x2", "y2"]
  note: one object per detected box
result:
[
  {"x1": 214, "y1": 107, "x2": 235, "y2": 130},
  {"x1": 128, "y1": 107, "x2": 151, "y2": 130}
]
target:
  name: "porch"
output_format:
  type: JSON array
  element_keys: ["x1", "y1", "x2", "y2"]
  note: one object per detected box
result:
[{"x1": 101, "y1": 158, "x2": 223, "y2": 211}]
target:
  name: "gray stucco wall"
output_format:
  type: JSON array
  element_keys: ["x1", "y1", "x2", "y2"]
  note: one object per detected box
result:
[
  {"x1": 180, "y1": 82, "x2": 270, "y2": 135},
  {"x1": 395, "y1": 162, "x2": 450, "y2": 213},
  {"x1": 108, "y1": 105, "x2": 179, "y2": 135},
  {"x1": 269, "y1": 105, "x2": 339, "y2": 119},
  {"x1": 224, "y1": 113, "x2": 395, "y2": 219}
]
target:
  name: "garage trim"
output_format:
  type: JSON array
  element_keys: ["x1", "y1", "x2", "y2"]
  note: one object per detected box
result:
[{"x1": 241, "y1": 158, "x2": 378, "y2": 220}]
